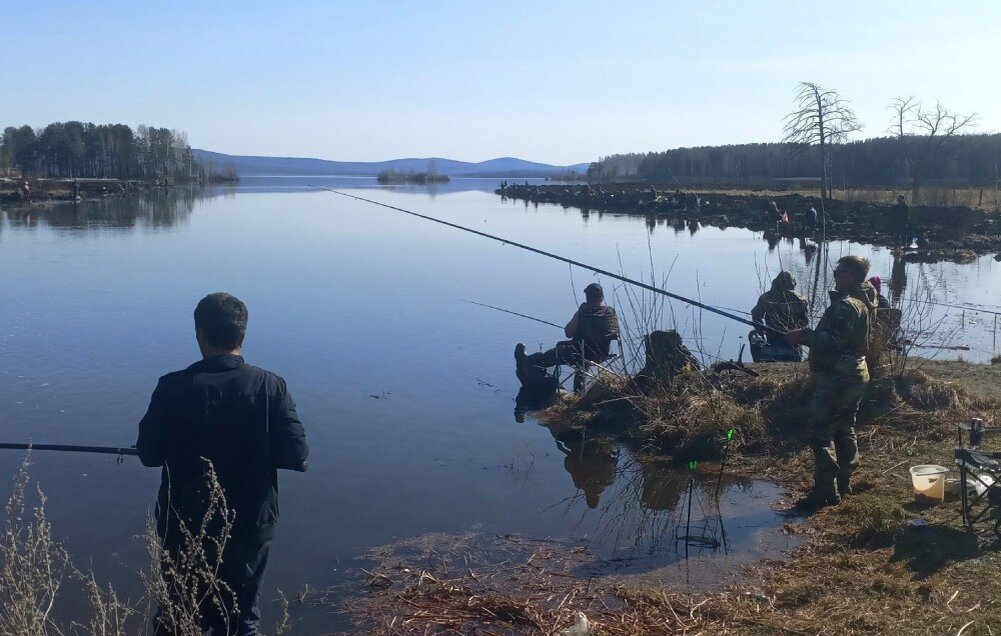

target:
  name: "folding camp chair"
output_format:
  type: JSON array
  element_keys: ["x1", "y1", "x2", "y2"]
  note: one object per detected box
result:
[
  {"x1": 954, "y1": 418, "x2": 1001, "y2": 536},
  {"x1": 555, "y1": 337, "x2": 622, "y2": 394}
]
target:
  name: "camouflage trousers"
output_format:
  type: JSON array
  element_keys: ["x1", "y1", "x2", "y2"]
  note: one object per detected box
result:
[{"x1": 808, "y1": 376, "x2": 866, "y2": 496}]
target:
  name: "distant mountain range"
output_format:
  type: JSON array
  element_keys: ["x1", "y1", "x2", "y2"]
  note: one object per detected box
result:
[{"x1": 193, "y1": 150, "x2": 590, "y2": 178}]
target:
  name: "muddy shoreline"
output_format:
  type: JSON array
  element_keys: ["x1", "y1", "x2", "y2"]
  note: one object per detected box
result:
[
  {"x1": 347, "y1": 358, "x2": 1001, "y2": 633},
  {"x1": 499, "y1": 182, "x2": 1001, "y2": 263}
]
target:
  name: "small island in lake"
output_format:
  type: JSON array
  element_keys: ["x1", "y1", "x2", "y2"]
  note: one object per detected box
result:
[{"x1": 377, "y1": 169, "x2": 450, "y2": 184}]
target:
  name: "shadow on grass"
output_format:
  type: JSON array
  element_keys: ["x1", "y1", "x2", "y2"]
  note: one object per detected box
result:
[{"x1": 891, "y1": 525, "x2": 980, "y2": 578}]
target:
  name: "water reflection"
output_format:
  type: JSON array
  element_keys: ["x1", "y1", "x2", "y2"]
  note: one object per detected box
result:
[
  {"x1": 799, "y1": 237, "x2": 817, "y2": 265},
  {"x1": 545, "y1": 420, "x2": 618, "y2": 510},
  {"x1": 1, "y1": 186, "x2": 221, "y2": 233},
  {"x1": 891, "y1": 255, "x2": 908, "y2": 305},
  {"x1": 513, "y1": 392, "x2": 789, "y2": 578}
]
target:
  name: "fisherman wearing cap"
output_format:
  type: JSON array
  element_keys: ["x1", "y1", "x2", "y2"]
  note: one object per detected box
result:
[
  {"x1": 515, "y1": 283, "x2": 619, "y2": 390},
  {"x1": 786, "y1": 256, "x2": 877, "y2": 508}
]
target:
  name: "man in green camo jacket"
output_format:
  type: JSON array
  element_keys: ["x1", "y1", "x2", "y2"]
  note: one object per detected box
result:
[{"x1": 785, "y1": 255, "x2": 877, "y2": 507}]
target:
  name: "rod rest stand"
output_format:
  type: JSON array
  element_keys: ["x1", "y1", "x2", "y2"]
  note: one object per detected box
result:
[{"x1": 958, "y1": 418, "x2": 1001, "y2": 447}]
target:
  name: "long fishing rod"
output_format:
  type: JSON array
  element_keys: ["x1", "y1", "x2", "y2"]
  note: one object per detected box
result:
[
  {"x1": 311, "y1": 186, "x2": 786, "y2": 340},
  {"x1": 460, "y1": 299, "x2": 563, "y2": 329},
  {"x1": 0, "y1": 443, "x2": 138, "y2": 457}
]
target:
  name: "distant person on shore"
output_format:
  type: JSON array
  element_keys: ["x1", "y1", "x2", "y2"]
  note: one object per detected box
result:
[
  {"x1": 514, "y1": 283, "x2": 619, "y2": 392},
  {"x1": 805, "y1": 206, "x2": 819, "y2": 232},
  {"x1": 785, "y1": 256, "x2": 877, "y2": 508},
  {"x1": 891, "y1": 194, "x2": 911, "y2": 247},
  {"x1": 137, "y1": 293, "x2": 309, "y2": 634}
]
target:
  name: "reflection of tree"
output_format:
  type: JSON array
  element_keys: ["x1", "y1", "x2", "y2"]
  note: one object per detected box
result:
[
  {"x1": 639, "y1": 461, "x2": 686, "y2": 510},
  {"x1": 4, "y1": 186, "x2": 223, "y2": 232}
]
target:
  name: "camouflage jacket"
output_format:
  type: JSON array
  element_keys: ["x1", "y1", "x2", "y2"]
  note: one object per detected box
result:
[
  {"x1": 802, "y1": 282, "x2": 877, "y2": 382},
  {"x1": 751, "y1": 289, "x2": 809, "y2": 332},
  {"x1": 575, "y1": 305, "x2": 620, "y2": 362}
]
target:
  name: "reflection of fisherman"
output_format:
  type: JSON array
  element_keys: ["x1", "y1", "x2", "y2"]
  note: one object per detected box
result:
[
  {"x1": 890, "y1": 195, "x2": 910, "y2": 247},
  {"x1": 751, "y1": 272, "x2": 809, "y2": 337},
  {"x1": 868, "y1": 275, "x2": 900, "y2": 353},
  {"x1": 889, "y1": 256, "x2": 907, "y2": 305},
  {"x1": 514, "y1": 283, "x2": 619, "y2": 390},
  {"x1": 785, "y1": 256, "x2": 876, "y2": 507},
  {"x1": 548, "y1": 427, "x2": 618, "y2": 509}
]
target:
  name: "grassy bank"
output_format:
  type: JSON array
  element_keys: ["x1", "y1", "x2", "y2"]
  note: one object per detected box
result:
[{"x1": 346, "y1": 360, "x2": 1001, "y2": 634}]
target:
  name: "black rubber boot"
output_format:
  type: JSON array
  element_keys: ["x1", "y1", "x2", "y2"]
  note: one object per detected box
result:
[
  {"x1": 794, "y1": 490, "x2": 842, "y2": 510},
  {"x1": 837, "y1": 477, "x2": 853, "y2": 497},
  {"x1": 514, "y1": 343, "x2": 531, "y2": 386}
]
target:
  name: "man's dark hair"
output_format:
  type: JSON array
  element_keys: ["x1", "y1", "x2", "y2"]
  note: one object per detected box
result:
[
  {"x1": 584, "y1": 283, "x2": 604, "y2": 302},
  {"x1": 194, "y1": 293, "x2": 248, "y2": 350},
  {"x1": 837, "y1": 256, "x2": 870, "y2": 283}
]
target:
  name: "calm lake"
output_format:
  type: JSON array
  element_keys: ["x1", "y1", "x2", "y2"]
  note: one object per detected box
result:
[{"x1": 2, "y1": 177, "x2": 999, "y2": 632}]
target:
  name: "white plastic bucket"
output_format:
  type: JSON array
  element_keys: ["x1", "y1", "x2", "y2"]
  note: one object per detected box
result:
[{"x1": 910, "y1": 465, "x2": 948, "y2": 502}]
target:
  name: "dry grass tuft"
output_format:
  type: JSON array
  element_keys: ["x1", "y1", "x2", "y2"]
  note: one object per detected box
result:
[
  {"x1": 0, "y1": 455, "x2": 273, "y2": 636},
  {"x1": 79, "y1": 573, "x2": 134, "y2": 636},
  {"x1": 0, "y1": 456, "x2": 69, "y2": 635},
  {"x1": 142, "y1": 460, "x2": 239, "y2": 636}
]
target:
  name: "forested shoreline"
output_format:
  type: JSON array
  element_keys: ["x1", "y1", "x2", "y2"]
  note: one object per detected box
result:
[
  {"x1": 0, "y1": 121, "x2": 235, "y2": 182},
  {"x1": 590, "y1": 134, "x2": 1001, "y2": 189}
]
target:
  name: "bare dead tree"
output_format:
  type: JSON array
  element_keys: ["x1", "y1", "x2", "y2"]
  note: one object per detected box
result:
[
  {"x1": 887, "y1": 98, "x2": 978, "y2": 203},
  {"x1": 783, "y1": 82, "x2": 863, "y2": 201}
]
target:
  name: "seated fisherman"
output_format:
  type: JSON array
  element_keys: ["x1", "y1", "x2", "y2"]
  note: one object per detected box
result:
[
  {"x1": 515, "y1": 283, "x2": 619, "y2": 389},
  {"x1": 751, "y1": 271, "x2": 809, "y2": 339}
]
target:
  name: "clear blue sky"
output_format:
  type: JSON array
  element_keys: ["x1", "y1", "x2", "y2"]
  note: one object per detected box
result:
[{"x1": 5, "y1": 1, "x2": 998, "y2": 165}]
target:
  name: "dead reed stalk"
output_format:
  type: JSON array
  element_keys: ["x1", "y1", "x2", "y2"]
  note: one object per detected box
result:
[
  {"x1": 141, "y1": 460, "x2": 239, "y2": 636},
  {"x1": 0, "y1": 455, "x2": 69, "y2": 636}
]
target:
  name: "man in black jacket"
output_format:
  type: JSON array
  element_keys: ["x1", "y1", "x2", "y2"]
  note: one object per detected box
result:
[{"x1": 137, "y1": 292, "x2": 308, "y2": 635}]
